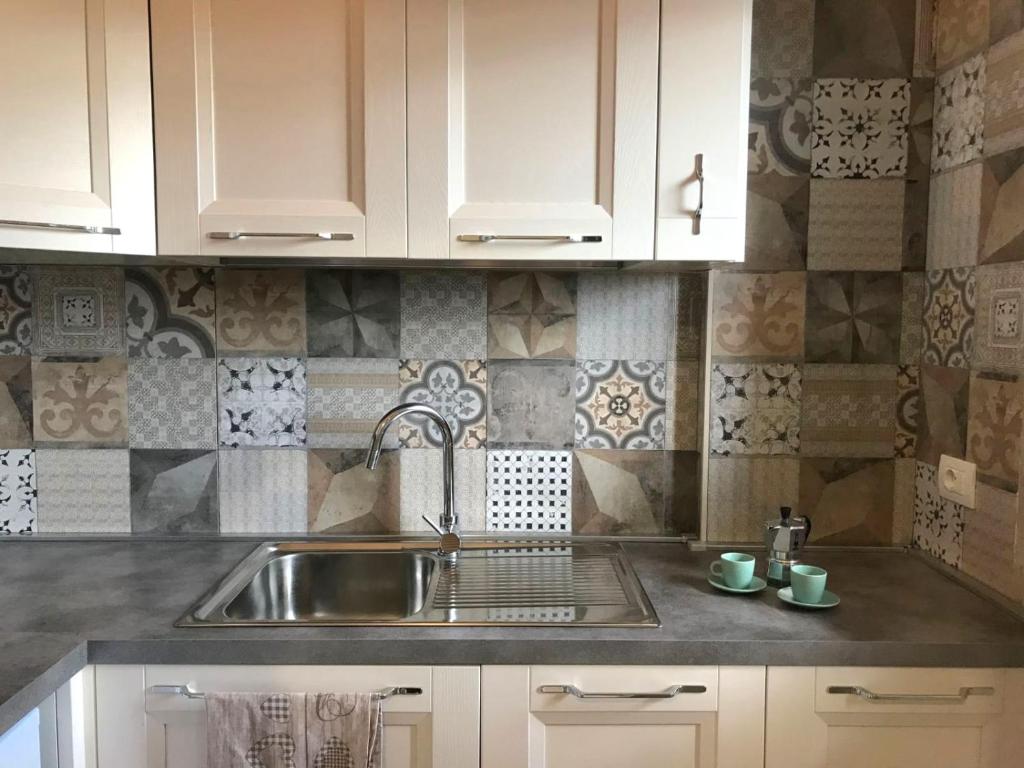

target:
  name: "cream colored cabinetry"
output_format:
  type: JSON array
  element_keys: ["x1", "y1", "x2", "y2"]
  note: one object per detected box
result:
[
  {"x1": 0, "y1": 0, "x2": 155, "y2": 254},
  {"x1": 150, "y1": 0, "x2": 407, "y2": 258},
  {"x1": 656, "y1": 0, "x2": 752, "y2": 261}
]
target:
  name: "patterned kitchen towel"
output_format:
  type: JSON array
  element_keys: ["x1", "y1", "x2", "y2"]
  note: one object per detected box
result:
[
  {"x1": 306, "y1": 693, "x2": 383, "y2": 768},
  {"x1": 206, "y1": 692, "x2": 306, "y2": 768}
]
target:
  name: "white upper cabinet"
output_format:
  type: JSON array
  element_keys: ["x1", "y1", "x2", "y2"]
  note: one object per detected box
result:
[
  {"x1": 407, "y1": 0, "x2": 660, "y2": 261},
  {"x1": 656, "y1": 0, "x2": 752, "y2": 261},
  {"x1": 0, "y1": 0, "x2": 155, "y2": 254},
  {"x1": 150, "y1": 0, "x2": 407, "y2": 258}
]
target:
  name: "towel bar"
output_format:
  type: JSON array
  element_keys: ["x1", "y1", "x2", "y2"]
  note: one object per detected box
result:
[{"x1": 148, "y1": 684, "x2": 423, "y2": 700}]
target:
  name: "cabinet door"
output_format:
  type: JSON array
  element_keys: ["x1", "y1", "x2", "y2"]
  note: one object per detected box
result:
[
  {"x1": 151, "y1": 0, "x2": 406, "y2": 258},
  {"x1": 94, "y1": 665, "x2": 478, "y2": 768},
  {"x1": 408, "y1": 0, "x2": 659, "y2": 261},
  {"x1": 0, "y1": 0, "x2": 155, "y2": 254},
  {"x1": 481, "y1": 666, "x2": 764, "y2": 768},
  {"x1": 656, "y1": 0, "x2": 751, "y2": 261}
]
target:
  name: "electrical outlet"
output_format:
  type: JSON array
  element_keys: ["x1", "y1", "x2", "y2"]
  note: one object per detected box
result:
[{"x1": 937, "y1": 455, "x2": 976, "y2": 509}]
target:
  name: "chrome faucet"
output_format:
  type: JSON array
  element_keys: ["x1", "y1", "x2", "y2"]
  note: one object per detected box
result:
[{"x1": 366, "y1": 403, "x2": 461, "y2": 560}]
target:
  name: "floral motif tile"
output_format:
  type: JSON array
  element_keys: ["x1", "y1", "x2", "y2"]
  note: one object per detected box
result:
[
  {"x1": 35, "y1": 449, "x2": 130, "y2": 533},
  {"x1": 574, "y1": 361, "x2": 667, "y2": 449},
  {"x1": 0, "y1": 358, "x2": 32, "y2": 447},
  {"x1": 812, "y1": 0, "x2": 916, "y2": 78},
  {"x1": 917, "y1": 364, "x2": 971, "y2": 465},
  {"x1": 32, "y1": 267, "x2": 125, "y2": 356},
  {"x1": 979, "y1": 147, "x2": 1024, "y2": 264},
  {"x1": 800, "y1": 364, "x2": 897, "y2": 458},
  {"x1": 488, "y1": 360, "x2": 574, "y2": 449},
  {"x1": 990, "y1": 0, "x2": 1024, "y2": 45},
  {"x1": 807, "y1": 179, "x2": 906, "y2": 270},
  {"x1": 896, "y1": 364, "x2": 920, "y2": 457},
  {"x1": 927, "y1": 163, "x2": 983, "y2": 269},
  {"x1": 913, "y1": 461, "x2": 965, "y2": 567},
  {"x1": 749, "y1": 78, "x2": 812, "y2": 175},
  {"x1": 487, "y1": 450, "x2": 572, "y2": 533},
  {"x1": 0, "y1": 267, "x2": 32, "y2": 355},
  {"x1": 933, "y1": 54, "x2": 986, "y2": 173},
  {"x1": 710, "y1": 272, "x2": 805, "y2": 359},
  {"x1": 709, "y1": 363, "x2": 802, "y2": 455},
  {"x1": 307, "y1": 358, "x2": 400, "y2": 448},
  {"x1": 400, "y1": 271, "x2": 486, "y2": 359},
  {"x1": 811, "y1": 79, "x2": 910, "y2": 178},
  {"x1": 400, "y1": 448, "x2": 486, "y2": 532},
  {"x1": 984, "y1": 29, "x2": 1024, "y2": 156},
  {"x1": 487, "y1": 270, "x2": 576, "y2": 359},
  {"x1": 218, "y1": 358, "x2": 307, "y2": 448},
  {"x1": 129, "y1": 449, "x2": 218, "y2": 533},
  {"x1": 125, "y1": 267, "x2": 215, "y2": 358},
  {"x1": 800, "y1": 458, "x2": 895, "y2": 544},
  {"x1": 706, "y1": 456, "x2": 800, "y2": 541},
  {"x1": 128, "y1": 359, "x2": 218, "y2": 449},
  {"x1": 922, "y1": 267, "x2": 976, "y2": 367},
  {"x1": 306, "y1": 270, "x2": 400, "y2": 358},
  {"x1": 577, "y1": 273, "x2": 678, "y2": 360},
  {"x1": 966, "y1": 372, "x2": 1023, "y2": 491},
  {"x1": 935, "y1": 0, "x2": 991, "y2": 70},
  {"x1": 216, "y1": 269, "x2": 306, "y2": 355},
  {"x1": 308, "y1": 448, "x2": 399, "y2": 534},
  {"x1": 0, "y1": 449, "x2": 35, "y2": 534},
  {"x1": 900, "y1": 272, "x2": 926, "y2": 364},
  {"x1": 750, "y1": 0, "x2": 814, "y2": 78},
  {"x1": 218, "y1": 448, "x2": 307, "y2": 533},
  {"x1": 974, "y1": 262, "x2": 1024, "y2": 371},
  {"x1": 805, "y1": 272, "x2": 902, "y2": 363},
  {"x1": 961, "y1": 483, "x2": 1020, "y2": 599},
  {"x1": 745, "y1": 174, "x2": 810, "y2": 269},
  {"x1": 32, "y1": 358, "x2": 128, "y2": 446},
  {"x1": 398, "y1": 360, "x2": 486, "y2": 448}
]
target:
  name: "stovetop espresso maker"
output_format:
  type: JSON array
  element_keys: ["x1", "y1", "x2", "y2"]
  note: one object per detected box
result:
[{"x1": 764, "y1": 506, "x2": 812, "y2": 587}]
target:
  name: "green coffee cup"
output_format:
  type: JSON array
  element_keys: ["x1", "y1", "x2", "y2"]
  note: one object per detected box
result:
[
  {"x1": 710, "y1": 552, "x2": 755, "y2": 589},
  {"x1": 790, "y1": 564, "x2": 827, "y2": 604}
]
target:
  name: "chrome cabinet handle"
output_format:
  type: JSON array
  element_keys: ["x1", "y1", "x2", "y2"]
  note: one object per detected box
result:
[
  {"x1": 827, "y1": 685, "x2": 996, "y2": 705},
  {"x1": 148, "y1": 684, "x2": 423, "y2": 700},
  {"x1": 456, "y1": 234, "x2": 602, "y2": 243},
  {"x1": 207, "y1": 231, "x2": 355, "y2": 241},
  {"x1": 539, "y1": 684, "x2": 707, "y2": 699},
  {"x1": 0, "y1": 218, "x2": 120, "y2": 235},
  {"x1": 693, "y1": 153, "x2": 704, "y2": 235}
]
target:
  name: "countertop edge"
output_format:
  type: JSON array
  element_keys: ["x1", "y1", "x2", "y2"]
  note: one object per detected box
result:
[{"x1": 0, "y1": 643, "x2": 87, "y2": 737}]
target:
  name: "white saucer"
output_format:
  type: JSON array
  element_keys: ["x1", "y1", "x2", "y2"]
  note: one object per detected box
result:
[
  {"x1": 707, "y1": 572, "x2": 768, "y2": 594},
  {"x1": 777, "y1": 587, "x2": 840, "y2": 609}
]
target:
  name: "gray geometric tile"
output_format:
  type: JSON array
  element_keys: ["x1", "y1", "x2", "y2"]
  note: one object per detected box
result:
[
  {"x1": 400, "y1": 271, "x2": 486, "y2": 359},
  {"x1": 128, "y1": 358, "x2": 218, "y2": 448},
  {"x1": 399, "y1": 448, "x2": 486, "y2": 532},
  {"x1": 125, "y1": 267, "x2": 216, "y2": 358},
  {"x1": 0, "y1": 449, "x2": 36, "y2": 534},
  {"x1": 575, "y1": 361, "x2": 667, "y2": 449},
  {"x1": 709, "y1": 363, "x2": 802, "y2": 455},
  {"x1": 35, "y1": 449, "x2": 130, "y2": 533},
  {"x1": 32, "y1": 267, "x2": 125, "y2": 356},
  {"x1": 308, "y1": 448, "x2": 399, "y2": 534},
  {"x1": 0, "y1": 357, "x2": 33, "y2": 448},
  {"x1": 306, "y1": 270, "x2": 400, "y2": 358},
  {"x1": 985, "y1": 31, "x2": 1024, "y2": 157},
  {"x1": 486, "y1": 450, "x2": 572, "y2": 533},
  {"x1": 488, "y1": 359, "x2": 575, "y2": 449},
  {"x1": 577, "y1": 273, "x2": 677, "y2": 360},
  {"x1": 0, "y1": 266, "x2": 32, "y2": 355},
  {"x1": 804, "y1": 271, "x2": 902, "y2": 363},
  {"x1": 744, "y1": 174, "x2": 810, "y2": 269},
  {"x1": 812, "y1": 0, "x2": 916, "y2": 78},
  {"x1": 129, "y1": 449, "x2": 218, "y2": 533},
  {"x1": 218, "y1": 448, "x2": 307, "y2": 533},
  {"x1": 218, "y1": 358, "x2": 307, "y2": 448},
  {"x1": 307, "y1": 358, "x2": 399, "y2": 448}
]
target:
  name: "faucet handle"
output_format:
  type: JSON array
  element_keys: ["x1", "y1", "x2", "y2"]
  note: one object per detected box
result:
[
  {"x1": 422, "y1": 515, "x2": 461, "y2": 559},
  {"x1": 421, "y1": 515, "x2": 444, "y2": 536}
]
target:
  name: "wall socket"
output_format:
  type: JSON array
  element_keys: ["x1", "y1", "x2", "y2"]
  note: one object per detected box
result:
[{"x1": 937, "y1": 455, "x2": 976, "y2": 509}]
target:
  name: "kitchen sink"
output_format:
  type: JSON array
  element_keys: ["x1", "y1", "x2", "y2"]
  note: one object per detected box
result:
[{"x1": 178, "y1": 540, "x2": 660, "y2": 627}]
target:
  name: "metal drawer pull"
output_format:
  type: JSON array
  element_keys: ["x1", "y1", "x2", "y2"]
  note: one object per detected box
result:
[
  {"x1": 457, "y1": 234, "x2": 602, "y2": 243},
  {"x1": 539, "y1": 684, "x2": 707, "y2": 699},
  {"x1": 827, "y1": 685, "x2": 996, "y2": 704},
  {"x1": 692, "y1": 153, "x2": 704, "y2": 235},
  {"x1": 0, "y1": 218, "x2": 121, "y2": 235},
  {"x1": 207, "y1": 231, "x2": 355, "y2": 241},
  {"x1": 149, "y1": 684, "x2": 422, "y2": 700}
]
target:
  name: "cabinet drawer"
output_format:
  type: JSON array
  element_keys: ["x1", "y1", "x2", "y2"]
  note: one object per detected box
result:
[
  {"x1": 815, "y1": 667, "x2": 1004, "y2": 715},
  {"x1": 530, "y1": 666, "x2": 719, "y2": 712}
]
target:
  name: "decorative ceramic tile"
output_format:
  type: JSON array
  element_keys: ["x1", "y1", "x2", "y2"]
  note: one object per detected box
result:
[
  {"x1": 577, "y1": 273, "x2": 677, "y2": 360},
  {"x1": 398, "y1": 359, "x2": 486, "y2": 448},
  {"x1": 488, "y1": 360, "x2": 574, "y2": 449},
  {"x1": 487, "y1": 272, "x2": 576, "y2": 360},
  {"x1": 709, "y1": 363, "x2": 801, "y2": 455},
  {"x1": 215, "y1": 269, "x2": 306, "y2": 355},
  {"x1": 307, "y1": 358, "x2": 400, "y2": 448},
  {"x1": 804, "y1": 271, "x2": 902, "y2": 363},
  {"x1": 750, "y1": 0, "x2": 814, "y2": 77},
  {"x1": 706, "y1": 456, "x2": 800, "y2": 541},
  {"x1": 486, "y1": 450, "x2": 572, "y2": 533},
  {"x1": 961, "y1": 483, "x2": 1020, "y2": 598},
  {"x1": 399, "y1": 448, "x2": 486, "y2": 532},
  {"x1": 922, "y1": 267, "x2": 976, "y2": 367},
  {"x1": 32, "y1": 358, "x2": 128, "y2": 446},
  {"x1": 306, "y1": 270, "x2": 400, "y2": 358},
  {"x1": 812, "y1": 0, "x2": 916, "y2": 78},
  {"x1": 218, "y1": 358, "x2": 307, "y2": 448},
  {"x1": 308, "y1": 448, "x2": 399, "y2": 534},
  {"x1": 917, "y1": 364, "x2": 971, "y2": 465},
  {"x1": 573, "y1": 449, "x2": 698, "y2": 536},
  {"x1": 800, "y1": 458, "x2": 895, "y2": 544},
  {"x1": 979, "y1": 147, "x2": 1024, "y2": 264},
  {"x1": 974, "y1": 262, "x2": 1024, "y2": 370},
  {"x1": 896, "y1": 365, "x2": 920, "y2": 457},
  {"x1": 985, "y1": 30, "x2": 1024, "y2": 155},
  {"x1": 800, "y1": 364, "x2": 897, "y2": 458},
  {"x1": 933, "y1": 54, "x2": 986, "y2": 173},
  {"x1": 749, "y1": 78, "x2": 812, "y2": 175},
  {"x1": 900, "y1": 271, "x2": 926, "y2": 364},
  {"x1": 35, "y1": 449, "x2": 130, "y2": 533},
  {"x1": 675, "y1": 273, "x2": 707, "y2": 360},
  {"x1": 915, "y1": 0, "x2": 937, "y2": 77},
  {"x1": 0, "y1": 267, "x2": 32, "y2": 355},
  {"x1": 935, "y1": 0, "x2": 991, "y2": 70},
  {"x1": 893, "y1": 457, "x2": 917, "y2": 544},
  {"x1": 811, "y1": 79, "x2": 910, "y2": 178},
  {"x1": 710, "y1": 272, "x2": 805, "y2": 359},
  {"x1": 574, "y1": 361, "x2": 667, "y2": 449},
  {"x1": 966, "y1": 372, "x2": 1023, "y2": 491},
  {"x1": 913, "y1": 461, "x2": 965, "y2": 566},
  {"x1": 32, "y1": 267, "x2": 124, "y2": 356},
  {"x1": 903, "y1": 80, "x2": 935, "y2": 268},
  {"x1": 991, "y1": 0, "x2": 1024, "y2": 45},
  {"x1": 0, "y1": 358, "x2": 32, "y2": 447},
  {"x1": 400, "y1": 271, "x2": 486, "y2": 359},
  {"x1": 745, "y1": 174, "x2": 810, "y2": 269},
  {"x1": 218, "y1": 448, "x2": 307, "y2": 533},
  {"x1": 666, "y1": 361, "x2": 700, "y2": 451},
  {"x1": 129, "y1": 449, "x2": 218, "y2": 533},
  {"x1": 128, "y1": 359, "x2": 218, "y2": 449},
  {"x1": 0, "y1": 449, "x2": 35, "y2": 534},
  {"x1": 927, "y1": 163, "x2": 983, "y2": 269},
  {"x1": 807, "y1": 179, "x2": 906, "y2": 270},
  {"x1": 125, "y1": 267, "x2": 216, "y2": 358}
]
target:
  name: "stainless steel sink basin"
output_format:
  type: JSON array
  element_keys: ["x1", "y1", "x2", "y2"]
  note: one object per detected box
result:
[{"x1": 178, "y1": 540, "x2": 659, "y2": 627}]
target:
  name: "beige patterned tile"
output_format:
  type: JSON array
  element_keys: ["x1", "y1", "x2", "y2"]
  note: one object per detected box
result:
[
  {"x1": 36, "y1": 449, "x2": 130, "y2": 533},
  {"x1": 990, "y1": 0, "x2": 1024, "y2": 45},
  {"x1": 962, "y1": 483, "x2": 1021, "y2": 600},
  {"x1": 751, "y1": 0, "x2": 815, "y2": 78},
  {"x1": 985, "y1": 29, "x2": 1024, "y2": 156},
  {"x1": 812, "y1": 0, "x2": 916, "y2": 78},
  {"x1": 218, "y1": 448, "x2": 307, "y2": 533},
  {"x1": 800, "y1": 364, "x2": 897, "y2": 458},
  {"x1": 900, "y1": 272, "x2": 926, "y2": 364},
  {"x1": 400, "y1": 448, "x2": 485, "y2": 532},
  {"x1": 973, "y1": 262, "x2": 1024, "y2": 371},
  {"x1": 0, "y1": 358, "x2": 32, "y2": 447},
  {"x1": 706, "y1": 456, "x2": 800, "y2": 542},
  {"x1": 710, "y1": 272, "x2": 805, "y2": 359},
  {"x1": 935, "y1": 0, "x2": 991, "y2": 70},
  {"x1": 966, "y1": 372, "x2": 1023, "y2": 491},
  {"x1": 933, "y1": 54, "x2": 987, "y2": 172},
  {"x1": 927, "y1": 163, "x2": 983, "y2": 269},
  {"x1": 807, "y1": 180, "x2": 905, "y2": 270},
  {"x1": 32, "y1": 358, "x2": 128, "y2": 446},
  {"x1": 577, "y1": 273, "x2": 677, "y2": 360},
  {"x1": 307, "y1": 358, "x2": 400, "y2": 448},
  {"x1": 893, "y1": 457, "x2": 916, "y2": 544},
  {"x1": 666, "y1": 361, "x2": 700, "y2": 451},
  {"x1": 487, "y1": 272, "x2": 576, "y2": 360},
  {"x1": 215, "y1": 269, "x2": 306, "y2": 355},
  {"x1": 32, "y1": 267, "x2": 125, "y2": 356},
  {"x1": 800, "y1": 457, "x2": 895, "y2": 544}
]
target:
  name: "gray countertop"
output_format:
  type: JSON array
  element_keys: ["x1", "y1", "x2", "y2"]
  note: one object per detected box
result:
[{"x1": 3, "y1": 538, "x2": 1024, "y2": 734}]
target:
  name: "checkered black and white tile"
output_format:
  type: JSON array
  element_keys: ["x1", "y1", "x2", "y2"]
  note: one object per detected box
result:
[{"x1": 486, "y1": 450, "x2": 571, "y2": 533}]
